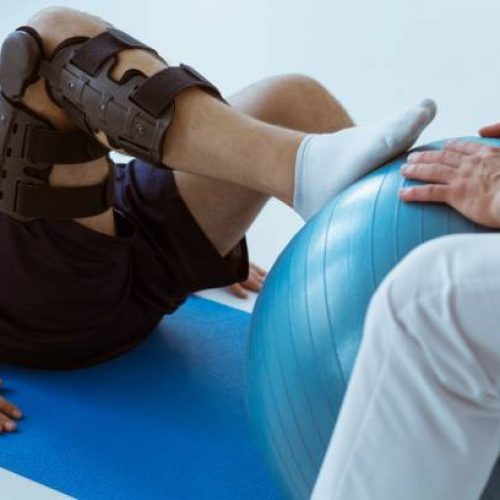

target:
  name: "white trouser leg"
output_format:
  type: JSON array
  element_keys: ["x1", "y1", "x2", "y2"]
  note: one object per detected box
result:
[{"x1": 312, "y1": 234, "x2": 500, "y2": 500}]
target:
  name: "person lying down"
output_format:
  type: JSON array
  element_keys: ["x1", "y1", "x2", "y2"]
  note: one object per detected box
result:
[{"x1": 0, "y1": 6, "x2": 435, "y2": 444}]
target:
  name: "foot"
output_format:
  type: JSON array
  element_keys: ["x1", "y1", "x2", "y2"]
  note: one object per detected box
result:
[{"x1": 293, "y1": 99, "x2": 437, "y2": 220}]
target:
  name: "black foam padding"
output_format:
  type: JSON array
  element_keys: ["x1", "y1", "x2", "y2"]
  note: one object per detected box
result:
[{"x1": 0, "y1": 30, "x2": 41, "y2": 100}]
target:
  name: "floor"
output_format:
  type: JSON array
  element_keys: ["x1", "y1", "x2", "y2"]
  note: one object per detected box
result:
[
  {"x1": 0, "y1": 198, "x2": 300, "y2": 500},
  {"x1": 0, "y1": 469, "x2": 73, "y2": 499}
]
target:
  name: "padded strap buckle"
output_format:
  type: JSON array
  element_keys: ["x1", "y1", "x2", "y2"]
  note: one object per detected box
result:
[{"x1": 15, "y1": 157, "x2": 115, "y2": 220}]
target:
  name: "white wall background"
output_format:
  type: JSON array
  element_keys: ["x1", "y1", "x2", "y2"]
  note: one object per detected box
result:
[{"x1": 1, "y1": 0, "x2": 499, "y2": 294}]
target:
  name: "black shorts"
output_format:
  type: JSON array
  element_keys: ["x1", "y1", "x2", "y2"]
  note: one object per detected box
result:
[{"x1": 0, "y1": 160, "x2": 248, "y2": 370}]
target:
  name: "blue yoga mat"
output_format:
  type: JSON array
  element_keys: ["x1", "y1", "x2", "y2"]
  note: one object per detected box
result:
[{"x1": 0, "y1": 297, "x2": 281, "y2": 499}]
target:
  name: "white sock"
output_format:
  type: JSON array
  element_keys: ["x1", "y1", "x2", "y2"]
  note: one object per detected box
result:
[{"x1": 293, "y1": 98, "x2": 437, "y2": 220}]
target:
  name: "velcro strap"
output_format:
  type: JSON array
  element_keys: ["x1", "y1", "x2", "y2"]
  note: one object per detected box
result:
[
  {"x1": 130, "y1": 64, "x2": 223, "y2": 118},
  {"x1": 25, "y1": 128, "x2": 107, "y2": 164},
  {"x1": 70, "y1": 28, "x2": 157, "y2": 77},
  {"x1": 16, "y1": 170, "x2": 114, "y2": 219}
]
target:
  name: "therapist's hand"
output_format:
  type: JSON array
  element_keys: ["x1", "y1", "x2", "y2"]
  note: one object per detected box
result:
[
  {"x1": 0, "y1": 379, "x2": 22, "y2": 433},
  {"x1": 399, "y1": 141, "x2": 500, "y2": 228},
  {"x1": 479, "y1": 122, "x2": 500, "y2": 138}
]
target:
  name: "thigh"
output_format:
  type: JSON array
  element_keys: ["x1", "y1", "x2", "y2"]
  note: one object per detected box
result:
[
  {"x1": 174, "y1": 75, "x2": 354, "y2": 257},
  {"x1": 365, "y1": 232, "x2": 500, "y2": 390},
  {"x1": 314, "y1": 233, "x2": 500, "y2": 500}
]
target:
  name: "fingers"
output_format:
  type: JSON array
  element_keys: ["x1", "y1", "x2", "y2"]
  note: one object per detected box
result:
[
  {"x1": 0, "y1": 379, "x2": 23, "y2": 434},
  {"x1": 401, "y1": 163, "x2": 455, "y2": 184},
  {"x1": 241, "y1": 276, "x2": 263, "y2": 293},
  {"x1": 479, "y1": 123, "x2": 500, "y2": 138},
  {"x1": 0, "y1": 395, "x2": 22, "y2": 420},
  {"x1": 227, "y1": 283, "x2": 248, "y2": 299},
  {"x1": 408, "y1": 142, "x2": 499, "y2": 166},
  {"x1": 444, "y1": 140, "x2": 499, "y2": 156},
  {"x1": 0, "y1": 411, "x2": 17, "y2": 433},
  {"x1": 399, "y1": 184, "x2": 449, "y2": 203},
  {"x1": 249, "y1": 263, "x2": 267, "y2": 278},
  {"x1": 407, "y1": 149, "x2": 464, "y2": 167},
  {"x1": 226, "y1": 263, "x2": 267, "y2": 299},
  {"x1": 0, "y1": 399, "x2": 22, "y2": 433},
  {"x1": 243, "y1": 264, "x2": 266, "y2": 292}
]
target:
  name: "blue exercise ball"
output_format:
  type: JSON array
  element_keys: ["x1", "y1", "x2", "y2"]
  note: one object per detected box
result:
[{"x1": 247, "y1": 137, "x2": 500, "y2": 500}]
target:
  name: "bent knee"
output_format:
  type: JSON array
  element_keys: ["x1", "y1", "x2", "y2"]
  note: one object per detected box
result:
[
  {"x1": 29, "y1": 6, "x2": 79, "y2": 25},
  {"x1": 366, "y1": 234, "x2": 500, "y2": 401},
  {"x1": 277, "y1": 73, "x2": 326, "y2": 96},
  {"x1": 28, "y1": 6, "x2": 108, "y2": 52},
  {"x1": 252, "y1": 74, "x2": 322, "y2": 120},
  {"x1": 367, "y1": 233, "x2": 500, "y2": 344},
  {"x1": 376, "y1": 234, "x2": 500, "y2": 308},
  {"x1": 366, "y1": 234, "x2": 483, "y2": 329},
  {"x1": 253, "y1": 73, "x2": 352, "y2": 131}
]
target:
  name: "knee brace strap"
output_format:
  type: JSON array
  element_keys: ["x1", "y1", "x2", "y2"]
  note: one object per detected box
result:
[
  {"x1": 36, "y1": 27, "x2": 224, "y2": 166},
  {"x1": 0, "y1": 30, "x2": 113, "y2": 221}
]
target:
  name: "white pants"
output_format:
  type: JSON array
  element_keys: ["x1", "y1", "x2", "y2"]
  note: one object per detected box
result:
[{"x1": 312, "y1": 234, "x2": 500, "y2": 500}]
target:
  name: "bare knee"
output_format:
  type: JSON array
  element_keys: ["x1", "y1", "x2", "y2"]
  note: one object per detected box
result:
[
  {"x1": 271, "y1": 73, "x2": 326, "y2": 101},
  {"x1": 29, "y1": 6, "x2": 75, "y2": 23},
  {"x1": 29, "y1": 6, "x2": 88, "y2": 28},
  {"x1": 28, "y1": 6, "x2": 108, "y2": 54},
  {"x1": 255, "y1": 74, "x2": 353, "y2": 133},
  {"x1": 273, "y1": 73, "x2": 353, "y2": 130}
]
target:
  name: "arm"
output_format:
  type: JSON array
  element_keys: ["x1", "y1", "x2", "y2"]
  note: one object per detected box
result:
[
  {"x1": 0, "y1": 379, "x2": 22, "y2": 433},
  {"x1": 399, "y1": 140, "x2": 500, "y2": 228}
]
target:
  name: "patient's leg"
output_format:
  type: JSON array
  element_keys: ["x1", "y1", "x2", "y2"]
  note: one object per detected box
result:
[
  {"x1": 24, "y1": 7, "x2": 435, "y2": 233},
  {"x1": 174, "y1": 74, "x2": 354, "y2": 256}
]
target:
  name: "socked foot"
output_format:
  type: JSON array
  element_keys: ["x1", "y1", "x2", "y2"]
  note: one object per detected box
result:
[{"x1": 293, "y1": 99, "x2": 437, "y2": 220}]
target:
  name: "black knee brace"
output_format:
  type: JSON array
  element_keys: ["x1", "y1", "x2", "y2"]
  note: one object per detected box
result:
[
  {"x1": 33, "y1": 27, "x2": 225, "y2": 167},
  {"x1": 0, "y1": 29, "x2": 113, "y2": 221}
]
